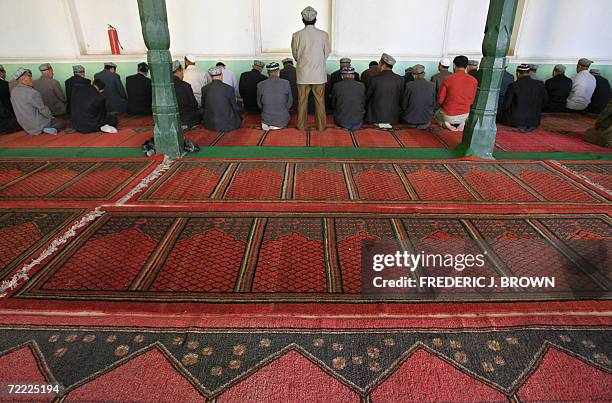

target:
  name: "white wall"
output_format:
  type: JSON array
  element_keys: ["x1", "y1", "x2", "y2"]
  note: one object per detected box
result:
[{"x1": 0, "y1": 0, "x2": 610, "y2": 63}]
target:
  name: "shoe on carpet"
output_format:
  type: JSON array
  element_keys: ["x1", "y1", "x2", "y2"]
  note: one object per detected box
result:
[{"x1": 100, "y1": 125, "x2": 118, "y2": 133}]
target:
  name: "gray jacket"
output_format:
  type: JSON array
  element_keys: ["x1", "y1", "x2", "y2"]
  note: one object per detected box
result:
[
  {"x1": 291, "y1": 26, "x2": 331, "y2": 84},
  {"x1": 94, "y1": 69, "x2": 128, "y2": 113},
  {"x1": 32, "y1": 76, "x2": 66, "y2": 116},
  {"x1": 10, "y1": 84, "x2": 53, "y2": 134},
  {"x1": 401, "y1": 79, "x2": 436, "y2": 125},
  {"x1": 257, "y1": 76, "x2": 293, "y2": 128}
]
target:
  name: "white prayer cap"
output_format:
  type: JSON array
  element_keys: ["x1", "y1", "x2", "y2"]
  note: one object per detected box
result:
[
  {"x1": 171, "y1": 60, "x2": 182, "y2": 72},
  {"x1": 209, "y1": 66, "x2": 223, "y2": 76},
  {"x1": 185, "y1": 54, "x2": 196, "y2": 63},
  {"x1": 440, "y1": 58, "x2": 451, "y2": 67}
]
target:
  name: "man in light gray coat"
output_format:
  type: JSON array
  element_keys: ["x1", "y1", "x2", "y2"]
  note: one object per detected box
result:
[
  {"x1": 10, "y1": 68, "x2": 65, "y2": 134},
  {"x1": 32, "y1": 63, "x2": 67, "y2": 116},
  {"x1": 257, "y1": 62, "x2": 293, "y2": 130},
  {"x1": 291, "y1": 6, "x2": 330, "y2": 131}
]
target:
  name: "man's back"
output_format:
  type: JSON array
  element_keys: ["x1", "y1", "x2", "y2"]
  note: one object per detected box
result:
[
  {"x1": 280, "y1": 65, "x2": 298, "y2": 109},
  {"x1": 240, "y1": 69, "x2": 267, "y2": 112},
  {"x1": 401, "y1": 79, "x2": 435, "y2": 125},
  {"x1": 94, "y1": 69, "x2": 128, "y2": 113},
  {"x1": 366, "y1": 70, "x2": 405, "y2": 124},
  {"x1": 173, "y1": 77, "x2": 199, "y2": 127},
  {"x1": 501, "y1": 76, "x2": 547, "y2": 128},
  {"x1": 0, "y1": 79, "x2": 13, "y2": 115},
  {"x1": 183, "y1": 66, "x2": 210, "y2": 107},
  {"x1": 291, "y1": 26, "x2": 331, "y2": 84},
  {"x1": 202, "y1": 80, "x2": 241, "y2": 132},
  {"x1": 544, "y1": 74, "x2": 572, "y2": 112},
  {"x1": 430, "y1": 70, "x2": 451, "y2": 98},
  {"x1": 126, "y1": 73, "x2": 152, "y2": 115},
  {"x1": 438, "y1": 71, "x2": 478, "y2": 116},
  {"x1": 32, "y1": 76, "x2": 66, "y2": 115},
  {"x1": 567, "y1": 70, "x2": 596, "y2": 110},
  {"x1": 332, "y1": 79, "x2": 366, "y2": 127},
  {"x1": 65, "y1": 75, "x2": 91, "y2": 112},
  {"x1": 588, "y1": 75, "x2": 612, "y2": 114},
  {"x1": 257, "y1": 77, "x2": 292, "y2": 128}
]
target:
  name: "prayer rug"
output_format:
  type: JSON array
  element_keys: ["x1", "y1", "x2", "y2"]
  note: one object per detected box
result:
[
  {"x1": 4, "y1": 211, "x2": 609, "y2": 309},
  {"x1": 134, "y1": 159, "x2": 610, "y2": 207},
  {"x1": 0, "y1": 158, "x2": 160, "y2": 205}
]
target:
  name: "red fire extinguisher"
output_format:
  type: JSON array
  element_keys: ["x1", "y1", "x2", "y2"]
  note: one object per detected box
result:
[{"x1": 107, "y1": 24, "x2": 123, "y2": 55}]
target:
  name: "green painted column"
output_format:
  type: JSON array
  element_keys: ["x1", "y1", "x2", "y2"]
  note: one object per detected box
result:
[
  {"x1": 137, "y1": 0, "x2": 183, "y2": 158},
  {"x1": 459, "y1": 0, "x2": 518, "y2": 159}
]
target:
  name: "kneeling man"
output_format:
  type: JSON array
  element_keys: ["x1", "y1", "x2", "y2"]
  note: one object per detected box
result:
[
  {"x1": 257, "y1": 62, "x2": 293, "y2": 130},
  {"x1": 500, "y1": 64, "x2": 548, "y2": 132},
  {"x1": 401, "y1": 64, "x2": 435, "y2": 129},
  {"x1": 201, "y1": 67, "x2": 242, "y2": 132},
  {"x1": 331, "y1": 67, "x2": 365, "y2": 130},
  {"x1": 71, "y1": 79, "x2": 118, "y2": 133}
]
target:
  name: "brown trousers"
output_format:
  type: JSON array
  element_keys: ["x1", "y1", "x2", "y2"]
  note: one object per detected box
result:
[{"x1": 297, "y1": 83, "x2": 326, "y2": 131}]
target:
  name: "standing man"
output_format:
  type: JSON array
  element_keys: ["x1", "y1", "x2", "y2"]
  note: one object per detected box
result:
[
  {"x1": 257, "y1": 62, "x2": 292, "y2": 130},
  {"x1": 331, "y1": 66, "x2": 366, "y2": 130},
  {"x1": 65, "y1": 65, "x2": 91, "y2": 113},
  {"x1": 430, "y1": 58, "x2": 452, "y2": 103},
  {"x1": 11, "y1": 68, "x2": 65, "y2": 134},
  {"x1": 280, "y1": 58, "x2": 298, "y2": 110},
  {"x1": 401, "y1": 64, "x2": 435, "y2": 129},
  {"x1": 543, "y1": 64, "x2": 572, "y2": 112},
  {"x1": 33, "y1": 63, "x2": 67, "y2": 116},
  {"x1": 94, "y1": 62, "x2": 128, "y2": 114},
  {"x1": 436, "y1": 55, "x2": 478, "y2": 131},
  {"x1": 588, "y1": 69, "x2": 612, "y2": 114},
  {"x1": 499, "y1": 64, "x2": 548, "y2": 132},
  {"x1": 365, "y1": 53, "x2": 404, "y2": 128},
  {"x1": 71, "y1": 79, "x2": 118, "y2": 134},
  {"x1": 239, "y1": 60, "x2": 267, "y2": 112},
  {"x1": 201, "y1": 67, "x2": 242, "y2": 132},
  {"x1": 126, "y1": 62, "x2": 152, "y2": 115},
  {"x1": 172, "y1": 61, "x2": 200, "y2": 129},
  {"x1": 291, "y1": 5, "x2": 331, "y2": 132},
  {"x1": 183, "y1": 54, "x2": 210, "y2": 108},
  {"x1": 566, "y1": 58, "x2": 597, "y2": 112},
  {"x1": 215, "y1": 61, "x2": 239, "y2": 97}
]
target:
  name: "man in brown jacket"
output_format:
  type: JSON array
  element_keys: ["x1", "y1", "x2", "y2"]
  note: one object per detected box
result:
[
  {"x1": 33, "y1": 63, "x2": 67, "y2": 116},
  {"x1": 291, "y1": 6, "x2": 330, "y2": 131}
]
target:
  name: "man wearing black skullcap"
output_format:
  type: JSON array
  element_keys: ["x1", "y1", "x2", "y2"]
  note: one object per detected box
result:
[{"x1": 126, "y1": 62, "x2": 152, "y2": 115}]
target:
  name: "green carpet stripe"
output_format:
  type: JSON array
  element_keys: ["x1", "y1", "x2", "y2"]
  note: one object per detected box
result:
[{"x1": 0, "y1": 146, "x2": 609, "y2": 160}]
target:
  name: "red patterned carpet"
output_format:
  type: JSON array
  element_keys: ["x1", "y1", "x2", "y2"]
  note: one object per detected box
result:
[
  {"x1": 133, "y1": 159, "x2": 610, "y2": 211},
  {"x1": 0, "y1": 155, "x2": 610, "y2": 402},
  {"x1": 0, "y1": 113, "x2": 608, "y2": 153}
]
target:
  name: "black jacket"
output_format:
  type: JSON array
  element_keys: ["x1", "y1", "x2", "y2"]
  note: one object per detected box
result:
[
  {"x1": 65, "y1": 75, "x2": 91, "y2": 113},
  {"x1": 280, "y1": 65, "x2": 298, "y2": 110},
  {"x1": 126, "y1": 73, "x2": 152, "y2": 115},
  {"x1": 71, "y1": 84, "x2": 108, "y2": 133},
  {"x1": 498, "y1": 70, "x2": 515, "y2": 109},
  {"x1": 0, "y1": 79, "x2": 14, "y2": 116},
  {"x1": 501, "y1": 76, "x2": 548, "y2": 128},
  {"x1": 173, "y1": 76, "x2": 200, "y2": 127},
  {"x1": 239, "y1": 69, "x2": 267, "y2": 112},
  {"x1": 332, "y1": 79, "x2": 366, "y2": 127},
  {"x1": 365, "y1": 69, "x2": 404, "y2": 124},
  {"x1": 201, "y1": 80, "x2": 242, "y2": 132},
  {"x1": 588, "y1": 75, "x2": 612, "y2": 114},
  {"x1": 0, "y1": 98, "x2": 20, "y2": 134},
  {"x1": 94, "y1": 69, "x2": 128, "y2": 113},
  {"x1": 544, "y1": 74, "x2": 572, "y2": 112}
]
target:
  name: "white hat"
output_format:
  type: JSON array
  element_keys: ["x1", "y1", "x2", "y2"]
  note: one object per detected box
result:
[
  {"x1": 440, "y1": 58, "x2": 451, "y2": 67},
  {"x1": 185, "y1": 54, "x2": 196, "y2": 63}
]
